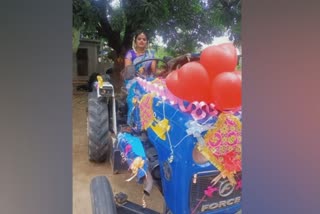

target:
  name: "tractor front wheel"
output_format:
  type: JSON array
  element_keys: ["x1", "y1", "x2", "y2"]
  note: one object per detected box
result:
[{"x1": 90, "y1": 176, "x2": 117, "y2": 214}]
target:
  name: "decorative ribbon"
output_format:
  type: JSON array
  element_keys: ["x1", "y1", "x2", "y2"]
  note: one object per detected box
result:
[
  {"x1": 178, "y1": 100, "x2": 218, "y2": 120},
  {"x1": 97, "y1": 75, "x2": 103, "y2": 88},
  {"x1": 136, "y1": 77, "x2": 220, "y2": 120},
  {"x1": 126, "y1": 156, "x2": 147, "y2": 182},
  {"x1": 185, "y1": 120, "x2": 212, "y2": 145}
]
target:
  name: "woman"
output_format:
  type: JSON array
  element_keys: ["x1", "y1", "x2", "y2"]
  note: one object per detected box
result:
[
  {"x1": 124, "y1": 30, "x2": 156, "y2": 78},
  {"x1": 122, "y1": 31, "x2": 157, "y2": 130}
]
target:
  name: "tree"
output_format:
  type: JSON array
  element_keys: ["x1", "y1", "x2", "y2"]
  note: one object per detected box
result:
[
  {"x1": 73, "y1": 0, "x2": 241, "y2": 65},
  {"x1": 155, "y1": 0, "x2": 241, "y2": 55}
]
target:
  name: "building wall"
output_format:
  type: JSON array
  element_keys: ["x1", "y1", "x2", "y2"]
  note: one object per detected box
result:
[
  {"x1": 73, "y1": 40, "x2": 98, "y2": 80},
  {"x1": 73, "y1": 39, "x2": 113, "y2": 81}
]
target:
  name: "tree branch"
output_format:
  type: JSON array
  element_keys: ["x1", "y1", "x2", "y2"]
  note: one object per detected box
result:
[
  {"x1": 105, "y1": 1, "x2": 114, "y2": 14},
  {"x1": 122, "y1": 24, "x2": 136, "y2": 52},
  {"x1": 233, "y1": 0, "x2": 241, "y2": 7},
  {"x1": 97, "y1": 17, "x2": 121, "y2": 53},
  {"x1": 219, "y1": 0, "x2": 230, "y2": 9},
  {"x1": 91, "y1": 0, "x2": 121, "y2": 54}
]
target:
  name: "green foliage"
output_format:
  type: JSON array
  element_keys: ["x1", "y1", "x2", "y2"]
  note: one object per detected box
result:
[
  {"x1": 73, "y1": 0, "x2": 241, "y2": 57},
  {"x1": 72, "y1": 27, "x2": 81, "y2": 53},
  {"x1": 109, "y1": 8, "x2": 126, "y2": 34},
  {"x1": 153, "y1": 46, "x2": 171, "y2": 59},
  {"x1": 73, "y1": 0, "x2": 100, "y2": 38}
]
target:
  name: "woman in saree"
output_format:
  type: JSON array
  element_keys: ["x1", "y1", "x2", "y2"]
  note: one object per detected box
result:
[
  {"x1": 123, "y1": 31, "x2": 157, "y2": 130},
  {"x1": 124, "y1": 30, "x2": 156, "y2": 79}
]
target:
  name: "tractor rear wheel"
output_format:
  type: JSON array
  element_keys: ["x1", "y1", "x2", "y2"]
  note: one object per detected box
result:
[{"x1": 87, "y1": 92, "x2": 111, "y2": 162}]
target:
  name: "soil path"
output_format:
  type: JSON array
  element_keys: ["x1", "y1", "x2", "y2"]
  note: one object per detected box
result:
[{"x1": 72, "y1": 92, "x2": 163, "y2": 214}]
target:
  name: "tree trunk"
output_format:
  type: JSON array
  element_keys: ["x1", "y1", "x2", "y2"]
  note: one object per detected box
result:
[{"x1": 109, "y1": 57, "x2": 125, "y2": 94}]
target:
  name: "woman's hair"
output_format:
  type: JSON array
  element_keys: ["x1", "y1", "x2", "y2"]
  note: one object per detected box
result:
[
  {"x1": 133, "y1": 30, "x2": 149, "y2": 42},
  {"x1": 132, "y1": 30, "x2": 151, "y2": 53}
]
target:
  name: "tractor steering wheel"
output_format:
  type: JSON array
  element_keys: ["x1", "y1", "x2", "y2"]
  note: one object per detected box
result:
[
  {"x1": 121, "y1": 58, "x2": 169, "y2": 80},
  {"x1": 121, "y1": 54, "x2": 200, "y2": 80}
]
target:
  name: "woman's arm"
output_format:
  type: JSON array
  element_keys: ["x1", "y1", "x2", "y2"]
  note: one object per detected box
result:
[
  {"x1": 124, "y1": 58, "x2": 132, "y2": 67},
  {"x1": 124, "y1": 50, "x2": 133, "y2": 67},
  {"x1": 149, "y1": 50, "x2": 156, "y2": 74},
  {"x1": 121, "y1": 51, "x2": 134, "y2": 80},
  {"x1": 151, "y1": 60, "x2": 156, "y2": 73}
]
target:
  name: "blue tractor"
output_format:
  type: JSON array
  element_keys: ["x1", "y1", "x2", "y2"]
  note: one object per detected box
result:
[{"x1": 88, "y1": 54, "x2": 242, "y2": 214}]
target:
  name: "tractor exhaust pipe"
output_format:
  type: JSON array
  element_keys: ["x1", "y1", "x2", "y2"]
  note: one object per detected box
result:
[
  {"x1": 143, "y1": 171, "x2": 153, "y2": 196},
  {"x1": 111, "y1": 90, "x2": 117, "y2": 135}
]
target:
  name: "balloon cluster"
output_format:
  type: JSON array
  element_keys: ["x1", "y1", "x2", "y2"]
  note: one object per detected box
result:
[{"x1": 165, "y1": 43, "x2": 241, "y2": 111}]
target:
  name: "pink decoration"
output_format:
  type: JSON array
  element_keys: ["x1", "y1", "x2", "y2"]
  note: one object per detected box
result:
[
  {"x1": 204, "y1": 186, "x2": 218, "y2": 197},
  {"x1": 125, "y1": 144, "x2": 132, "y2": 155},
  {"x1": 137, "y1": 77, "x2": 220, "y2": 120},
  {"x1": 236, "y1": 180, "x2": 242, "y2": 190}
]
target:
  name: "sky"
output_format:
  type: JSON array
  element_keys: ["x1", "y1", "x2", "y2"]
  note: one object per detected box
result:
[{"x1": 154, "y1": 34, "x2": 241, "y2": 55}]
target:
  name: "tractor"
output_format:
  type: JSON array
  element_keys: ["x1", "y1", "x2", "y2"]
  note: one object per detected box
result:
[{"x1": 87, "y1": 53, "x2": 242, "y2": 214}]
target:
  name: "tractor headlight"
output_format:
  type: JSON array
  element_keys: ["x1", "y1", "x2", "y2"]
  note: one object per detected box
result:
[
  {"x1": 98, "y1": 84, "x2": 113, "y2": 98},
  {"x1": 192, "y1": 145, "x2": 209, "y2": 165},
  {"x1": 99, "y1": 88, "x2": 108, "y2": 95}
]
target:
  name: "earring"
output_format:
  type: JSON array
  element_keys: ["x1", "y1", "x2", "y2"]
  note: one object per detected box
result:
[{"x1": 132, "y1": 38, "x2": 136, "y2": 52}]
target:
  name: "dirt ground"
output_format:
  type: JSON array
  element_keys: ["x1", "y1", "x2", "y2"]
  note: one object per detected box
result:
[{"x1": 72, "y1": 91, "x2": 163, "y2": 214}]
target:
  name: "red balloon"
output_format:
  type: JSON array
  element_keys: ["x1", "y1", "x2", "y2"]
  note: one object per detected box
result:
[
  {"x1": 211, "y1": 71, "x2": 241, "y2": 110},
  {"x1": 165, "y1": 69, "x2": 182, "y2": 96},
  {"x1": 165, "y1": 62, "x2": 211, "y2": 103},
  {"x1": 178, "y1": 62, "x2": 211, "y2": 103},
  {"x1": 200, "y1": 43, "x2": 237, "y2": 79}
]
